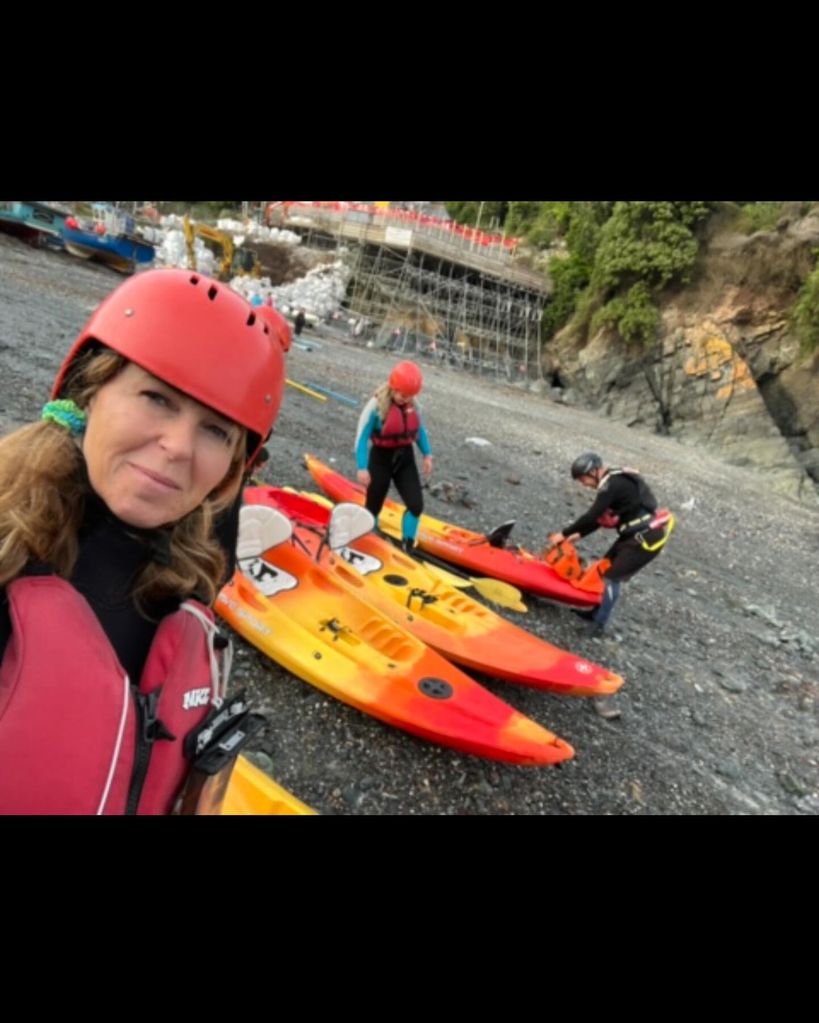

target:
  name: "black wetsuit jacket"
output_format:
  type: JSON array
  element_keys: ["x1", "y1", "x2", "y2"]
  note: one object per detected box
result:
[{"x1": 562, "y1": 470, "x2": 657, "y2": 539}]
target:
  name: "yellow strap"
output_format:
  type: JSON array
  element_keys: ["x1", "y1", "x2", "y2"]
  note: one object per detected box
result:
[{"x1": 637, "y1": 512, "x2": 675, "y2": 551}]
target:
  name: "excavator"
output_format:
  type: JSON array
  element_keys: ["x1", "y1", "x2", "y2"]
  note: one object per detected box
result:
[{"x1": 183, "y1": 215, "x2": 259, "y2": 280}]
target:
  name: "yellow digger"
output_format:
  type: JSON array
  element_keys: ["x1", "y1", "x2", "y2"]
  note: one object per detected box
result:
[{"x1": 182, "y1": 215, "x2": 260, "y2": 280}]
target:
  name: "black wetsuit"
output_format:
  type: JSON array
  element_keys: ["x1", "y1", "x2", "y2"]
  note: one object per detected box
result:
[
  {"x1": 563, "y1": 469, "x2": 671, "y2": 629},
  {"x1": 563, "y1": 470, "x2": 666, "y2": 583},
  {"x1": 366, "y1": 445, "x2": 424, "y2": 523}
]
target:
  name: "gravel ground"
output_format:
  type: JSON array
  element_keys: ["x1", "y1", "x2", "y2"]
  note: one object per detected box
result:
[{"x1": 1, "y1": 232, "x2": 817, "y2": 815}]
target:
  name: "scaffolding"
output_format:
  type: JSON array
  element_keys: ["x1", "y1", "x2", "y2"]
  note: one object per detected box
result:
[{"x1": 273, "y1": 206, "x2": 551, "y2": 383}]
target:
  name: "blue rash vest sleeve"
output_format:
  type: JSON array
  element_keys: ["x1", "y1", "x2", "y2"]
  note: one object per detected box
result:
[{"x1": 416, "y1": 420, "x2": 432, "y2": 457}]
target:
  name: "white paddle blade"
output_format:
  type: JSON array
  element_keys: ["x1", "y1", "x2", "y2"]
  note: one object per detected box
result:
[
  {"x1": 237, "y1": 505, "x2": 293, "y2": 559},
  {"x1": 328, "y1": 503, "x2": 375, "y2": 550}
]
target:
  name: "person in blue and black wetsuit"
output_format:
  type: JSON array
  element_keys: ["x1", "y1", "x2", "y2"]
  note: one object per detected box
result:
[
  {"x1": 548, "y1": 452, "x2": 674, "y2": 635},
  {"x1": 355, "y1": 360, "x2": 433, "y2": 552}
]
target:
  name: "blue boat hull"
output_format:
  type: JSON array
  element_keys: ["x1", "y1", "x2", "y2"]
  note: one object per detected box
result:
[{"x1": 62, "y1": 226, "x2": 155, "y2": 272}]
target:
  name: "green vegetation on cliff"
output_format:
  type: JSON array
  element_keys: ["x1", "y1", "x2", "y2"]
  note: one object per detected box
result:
[
  {"x1": 441, "y1": 201, "x2": 819, "y2": 351},
  {"x1": 792, "y1": 256, "x2": 819, "y2": 353}
]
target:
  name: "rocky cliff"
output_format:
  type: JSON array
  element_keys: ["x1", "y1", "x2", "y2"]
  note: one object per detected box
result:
[{"x1": 550, "y1": 209, "x2": 819, "y2": 503}]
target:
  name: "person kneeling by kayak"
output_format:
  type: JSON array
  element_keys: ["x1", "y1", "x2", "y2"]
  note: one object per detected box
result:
[
  {"x1": 548, "y1": 452, "x2": 674, "y2": 635},
  {"x1": 355, "y1": 360, "x2": 433, "y2": 553}
]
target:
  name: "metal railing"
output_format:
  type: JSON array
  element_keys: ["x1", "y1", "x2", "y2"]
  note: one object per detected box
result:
[{"x1": 272, "y1": 203, "x2": 549, "y2": 292}]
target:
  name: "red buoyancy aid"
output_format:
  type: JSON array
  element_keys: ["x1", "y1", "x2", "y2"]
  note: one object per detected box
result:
[
  {"x1": 596, "y1": 510, "x2": 621, "y2": 528},
  {"x1": 0, "y1": 576, "x2": 226, "y2": 815},
  {"x1": 372, "y1": 402, "x2": 420, "y2": 448}
]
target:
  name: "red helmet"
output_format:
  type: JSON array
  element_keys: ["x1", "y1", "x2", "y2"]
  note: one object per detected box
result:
[
  {"x1": 255, "y1": 304, "x2": 292, "y2": 353},
  {"x1": 52, "y1": 269, "x2": 287, "y2": 465},
  {"x1": 388, "y1": 360, "x2": 423, "y2": 397}
]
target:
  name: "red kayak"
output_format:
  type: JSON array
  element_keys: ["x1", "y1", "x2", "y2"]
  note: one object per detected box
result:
[{"x1": 304, "y1": 454, "x2": 602, "y2": 607}]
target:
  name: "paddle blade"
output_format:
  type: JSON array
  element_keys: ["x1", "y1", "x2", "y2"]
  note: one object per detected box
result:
[
  {"x1": 418, "y1": 561, "x2": 474, "y2": 590},
  {"x1": 470, "y1": 577, "x2": 528, "y2": 613}
]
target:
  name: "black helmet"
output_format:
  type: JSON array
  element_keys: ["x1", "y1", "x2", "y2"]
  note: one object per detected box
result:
[{"x1": 571, "y1": 452, "x2": 603, "y2": 479}]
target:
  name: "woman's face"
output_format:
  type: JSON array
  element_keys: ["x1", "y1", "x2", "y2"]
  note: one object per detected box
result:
[
  {"x1": 82, "y1": 363, "x2": 241, "y2": 528},
  {"x1": 392, "y1": 389, "x2": 413, "y2": 406}
]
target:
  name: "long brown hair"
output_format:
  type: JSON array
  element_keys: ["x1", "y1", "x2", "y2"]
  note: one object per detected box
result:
[
  {"x1": 0, "y1": 349, "x2": 246, "y2": 608},
  {"x1": 374, "y1": 381, "x2": 397, "y2": 422}
]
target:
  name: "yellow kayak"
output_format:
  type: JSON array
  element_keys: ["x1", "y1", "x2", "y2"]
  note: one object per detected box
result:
[
  {"x1": 221, "y1": 755, "x2": 316, "y2": 815},
  {"x1": 215, "y1": 513, "x2": 574, "y2": 766}
]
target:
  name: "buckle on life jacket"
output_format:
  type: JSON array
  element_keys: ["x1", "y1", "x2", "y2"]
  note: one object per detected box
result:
[
  {"x1": 617, "y1": 511, "x2": 653, "y2": 536},
  {"x1": 175, "y1": 690, "x2": 267, "y2": 815}
]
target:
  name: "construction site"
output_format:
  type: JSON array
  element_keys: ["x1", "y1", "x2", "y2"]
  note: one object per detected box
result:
[{"x1": 266, "y1": 203, "x2": 552, "y2": 381}]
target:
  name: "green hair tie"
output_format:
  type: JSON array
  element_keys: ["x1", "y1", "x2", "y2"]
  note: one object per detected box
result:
[{"x1": 41, "y1": 399, "x2": 87, "y2": 435}]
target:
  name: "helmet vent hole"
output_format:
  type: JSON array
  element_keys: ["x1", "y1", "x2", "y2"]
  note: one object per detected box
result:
[
  {"x1": 207, "y1": 285, "x2": 218, "y2": 301},
  {"x1": 247, "y1": 312, "x2": 256, "y2": 326},
  {"x1": 189, "y1": 275, "x2": 199, "y2": 285}
]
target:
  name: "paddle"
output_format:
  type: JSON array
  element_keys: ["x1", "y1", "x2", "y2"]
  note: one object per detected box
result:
[
  {"x1": 397, "y1": 542, "x2": 528, "y2": 613},
  {"x1": 296, "y1": 489, "x2": 527, "y2": 613},
  {"x1": 286, "y1": 378, "x2": 327, "y2": 402},
  {"x1": 304, "y1": 382, "x2": 359, "y2": 407}
]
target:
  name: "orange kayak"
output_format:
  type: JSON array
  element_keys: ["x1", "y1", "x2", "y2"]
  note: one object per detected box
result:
[
  {"x1": 215, "y1": 514, "x2": 573, "y2": 766},
  {"x1": 246, "y1": 486, "x2": 622, "y2": 698},
  {"x1": 304, "y1": 454, "x2": 602, "y2": 607}
]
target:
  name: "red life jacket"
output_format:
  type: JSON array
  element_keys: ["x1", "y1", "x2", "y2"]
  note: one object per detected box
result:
[
  {"x1": 596, "y1": 510, "x2": 621, "y2": 528},
  {"x1": 372, "y1": 402, "x2": 420, "y2": 448},
  {"x1": 0, "y1": 575, "x2": 228, "y2": 815}
]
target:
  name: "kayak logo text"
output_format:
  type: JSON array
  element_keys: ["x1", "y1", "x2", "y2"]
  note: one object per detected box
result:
[{"x1": 339, "y1": 547, "x2": 382, "y2": 576}]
